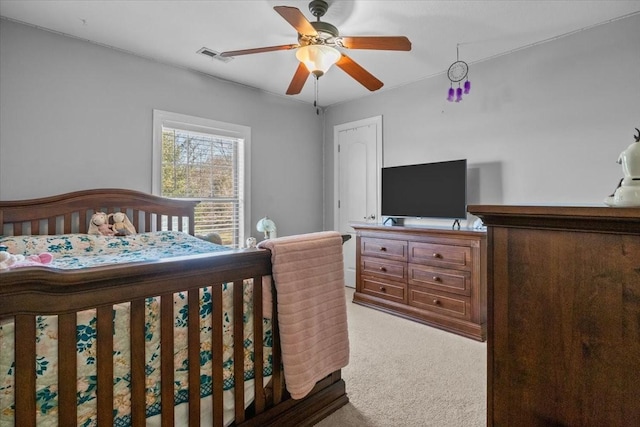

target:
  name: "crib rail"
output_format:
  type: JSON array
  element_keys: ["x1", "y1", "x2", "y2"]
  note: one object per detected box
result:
[
  {"x1": 1, "y1": 249, "x2": 278, "y2": 427},
  {"x1": 0, "y1": 188, "x2": 197, "y2": 236}
]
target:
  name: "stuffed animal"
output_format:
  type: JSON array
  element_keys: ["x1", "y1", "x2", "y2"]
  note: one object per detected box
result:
[
  {"x1": 88, "y1": 212, "x2": 115, "y2": 236},
  {"x1": 0, "y1": 251, "x2": 20, "y2": 270},
  {"x1": 0, "y1": 251, "x2": 54, "y2": 270},
  {"x1": 23, "y1": 253, "x2": 54, "y2": 265},
  {"x1": 111, "y1": 212, "x2": 136, "y2": 236}
]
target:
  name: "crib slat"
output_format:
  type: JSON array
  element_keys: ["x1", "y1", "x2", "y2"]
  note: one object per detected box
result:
[
  {"x1": 145, "y1": 211, "x2": 152, "y2": 232},
  {"x1": 79, "y1": 210, "x2": 88, "y2": 234},
  {"x1": 97, "y1": 305, "x2": 114, "y2": 425},
  {"x1": 161, "y1": 294, "x2": 175, "y2": 427},
  {"x1": 156, "y1": 214, "x2": 163, "y2": 232},
  {"x1": 188, "y1": 289, "x2": 201, "y2": 426},
  {"x1": 252, "y1": 276, "x2": 265, "y2": 414},
  {"x1": 58, "y1": 313, "x2": 77, "y2": 425},
  {"x1": 131, "y1": 299, "x2": 146, "y2": 426},
  {"x1": 212, "y1": 284, "x2": 224, "y2": 427},
  {"x1": 233, "y1": 280, "x2": 245, "y2": 423},
  {"x1": 30, "y1": 220, "x2": 40, "y2": 235},
  {"x1": 131, "y1": 209, "x2": 140, "y2": 233},
  {"x1": 64, "y1": 213, "x2": 72, "y2": 234},
  {"x1": 14, "y1": 315, "x2": 36, "y2": 427},
  {"x1": 14, "y1": 222, "x2": 23, "y2": 236}
]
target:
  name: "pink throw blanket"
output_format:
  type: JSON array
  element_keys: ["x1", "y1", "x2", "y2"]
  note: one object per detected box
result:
[{"x1": 258, "y1": 231, "x2": 350, "y2": 399}]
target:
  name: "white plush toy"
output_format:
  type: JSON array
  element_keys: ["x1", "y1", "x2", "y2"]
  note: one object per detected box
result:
[
  {"x1": 88, "y1": 212, "x2": 115, "y2": 236},
  {"x1": 0, "y1": 251, "x2": 23, "y2": 270},
  {"x1": 607, "y1": 127, "x2": 640, "y2": 207},
  {"x1": 0, "y1": 250, "x2": 54, "y2": 270},
  {"x1": 111, "y1": 211, "x2": 136, "y2": 236}
]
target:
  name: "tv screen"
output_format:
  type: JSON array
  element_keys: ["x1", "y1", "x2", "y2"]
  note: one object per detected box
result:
[{"x1": 381, "y1": 159, "x2": 467, "y2": 220}]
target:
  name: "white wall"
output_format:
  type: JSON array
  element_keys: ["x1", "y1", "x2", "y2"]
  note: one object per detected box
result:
[
  {"x1": 323, "y1": 14, "x2": 640, "y2": 228},
  {"x1": 0, "y1": 19, "x2": 324, "y2": 238},
  {"x1": 2, "y1": 15, "x2": 639, "y2": 235}
]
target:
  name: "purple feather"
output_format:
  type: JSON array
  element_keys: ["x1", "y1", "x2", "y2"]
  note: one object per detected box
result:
[
  {"x1": 456, "y1": 87, "x2": 463, "y2": 102},
  {"x1": 447, "y1": 87, "x2": 455, "y2": 102},
  {"x1": 464, "y1": 80, "x2": 471, "y2": 94}
]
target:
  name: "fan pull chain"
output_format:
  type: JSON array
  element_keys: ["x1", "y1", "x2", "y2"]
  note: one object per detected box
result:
[{"x1": 314, "y1": 76, "x2": 320, "y2": 115}]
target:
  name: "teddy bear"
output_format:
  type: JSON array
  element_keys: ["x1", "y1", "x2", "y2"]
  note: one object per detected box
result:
[
  {"x1": 88, "y1": 212, "x2": 115, "y2": 236},
  {"x1": 111, "y1": 211, "x2": 136, "y2": 236}
]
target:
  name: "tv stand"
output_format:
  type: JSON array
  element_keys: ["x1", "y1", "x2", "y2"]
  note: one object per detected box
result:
[{"x1": 351, "y1": 223, "x2": 487, "y2": 341}]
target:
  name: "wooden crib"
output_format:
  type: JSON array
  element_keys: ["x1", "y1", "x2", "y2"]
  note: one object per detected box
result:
[{"x1": 0, "y1": 188, "x2": 347, "y2": 427}]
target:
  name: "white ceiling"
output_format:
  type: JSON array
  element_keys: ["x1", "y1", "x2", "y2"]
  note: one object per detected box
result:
[{"x1": 1, "y1": 1, "x2": 639, "y2": 107}]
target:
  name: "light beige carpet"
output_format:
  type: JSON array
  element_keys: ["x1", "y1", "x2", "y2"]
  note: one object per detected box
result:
[{"x1": 315, "y1": 288, "x2": 487, "y2": 427}]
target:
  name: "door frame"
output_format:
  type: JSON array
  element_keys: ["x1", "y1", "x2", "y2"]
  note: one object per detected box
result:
[{"x1": 333, "y1": 115, "x2": 383, "y2": 232}]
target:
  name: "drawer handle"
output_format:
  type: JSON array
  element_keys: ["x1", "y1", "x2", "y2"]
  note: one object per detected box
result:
[
  {"x1": 379, "y1": 267, "x2": 387, "y2": 272},
  {"x1": 379, "y1": 246, "x2": 387, "y2": 252},
  {"x1": 380, "y1": 286, "x2": 387, "y2": 292},
  {"x1": 432, "y1": 253, "x2": 442, "y2": 259},
  {"x1": 432, "y1": 276, "x2": 441, "y2": 282},
  {"x1": 433, "y1": 299, "x2": 441, "y2": 305}
]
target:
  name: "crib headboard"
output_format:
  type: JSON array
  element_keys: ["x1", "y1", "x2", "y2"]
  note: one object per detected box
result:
[{"x1": 0, "y1": 188, "x2": 198, "y2": 236}]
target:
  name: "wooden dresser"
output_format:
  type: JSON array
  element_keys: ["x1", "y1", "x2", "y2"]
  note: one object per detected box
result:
[
  {"x1": 468, "y1": 205, "x2": 640, "y2": 426},
  {"x1": 351, "y1": 223, "x2": 487, "y2": 341}
]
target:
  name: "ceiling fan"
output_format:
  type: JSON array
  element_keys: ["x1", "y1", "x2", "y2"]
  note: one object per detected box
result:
[{"x1": 220, "y1": 0, "x2": 412, "y2": 96}]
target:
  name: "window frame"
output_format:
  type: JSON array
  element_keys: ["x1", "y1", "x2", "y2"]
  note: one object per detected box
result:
[{"x1": 152, "y1": 109, "x2": 251, "y2": 246}]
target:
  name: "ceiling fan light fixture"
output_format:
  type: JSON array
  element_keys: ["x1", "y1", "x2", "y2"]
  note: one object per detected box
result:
[{"x1": 296, "y1": 45, "x2": 341, "y2": 77}]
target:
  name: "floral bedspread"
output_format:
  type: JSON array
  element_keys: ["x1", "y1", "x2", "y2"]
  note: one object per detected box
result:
[
  {"x1": 0, "y1": 231, "x2": 273, "y2": 426},
  {"x1": 0, "y1": 230, "x2": 232, "y2": 269}
]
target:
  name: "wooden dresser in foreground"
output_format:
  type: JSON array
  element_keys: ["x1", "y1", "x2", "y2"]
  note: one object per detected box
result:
[
  {"x1": 467, "y1": 205, "x2": 640, "y2": 427},
  {"x1": 351, "y1": 223, "x2": 487, "y2": 341}
]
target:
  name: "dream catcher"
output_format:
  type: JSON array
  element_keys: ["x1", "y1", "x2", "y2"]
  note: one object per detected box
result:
[{"x1": 447, "y1": 44, "x2": 471, "y2": 102}]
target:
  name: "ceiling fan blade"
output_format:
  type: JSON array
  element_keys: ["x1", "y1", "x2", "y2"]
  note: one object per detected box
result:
[
  {"x1": 274, "y1": 6, "x2": 318, "y2": 36},
  {"x1": 286, "y1": 63, "x2": 311, "y2": 95},
  {"x1": 335, "y1": 54, "x2": 384, "y2": 92},
  {"x1": 340, "y1": 36, "x2": 412, "y2": 51},
  {"x1": 220, "y1": 44, "x2": 299, "y2": 57}
]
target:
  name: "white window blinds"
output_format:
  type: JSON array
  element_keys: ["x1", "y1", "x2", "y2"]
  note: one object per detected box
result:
[{"x1": 153, "y1": 110, "x2": 250, "y2": 248}]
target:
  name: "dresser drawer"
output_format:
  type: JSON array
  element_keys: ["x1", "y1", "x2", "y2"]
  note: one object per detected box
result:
[
  {"x1": 408, "y1": 264, "x2": 471, "y2": 296},
  {"x1": 361, "y1": 237, "x2": 408, "y2": 261},
  {"x1": 361, "y1": 276, "x2": 407, "y2": 304},
  {"x1": 409, "y1": 242, "x2": 472, "y2": 271},
  {"x1": 361, "y1": 256, "x2": 406, "y2": 281},
  {"x1": 408, "y1": 285, "x2": 471, "y2": 320}
]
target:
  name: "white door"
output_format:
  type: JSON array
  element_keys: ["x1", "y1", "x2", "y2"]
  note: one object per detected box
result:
[{"x1": 334, "y1": 116, "x2": 382, "y2": 287}]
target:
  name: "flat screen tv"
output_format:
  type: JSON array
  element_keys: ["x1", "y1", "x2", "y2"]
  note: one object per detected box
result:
[{"x1": 381, "y1": 159, "x2": 467, "y2": 220}]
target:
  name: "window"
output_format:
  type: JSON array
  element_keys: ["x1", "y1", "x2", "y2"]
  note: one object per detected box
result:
[{"x1": 152, "y1": 110, "x2": 250, "y2": 248}]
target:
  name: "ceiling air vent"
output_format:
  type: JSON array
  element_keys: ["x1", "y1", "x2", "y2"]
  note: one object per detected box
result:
[{"x1": 197, "y1": 47, "x2": 232, "y2": 63}]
